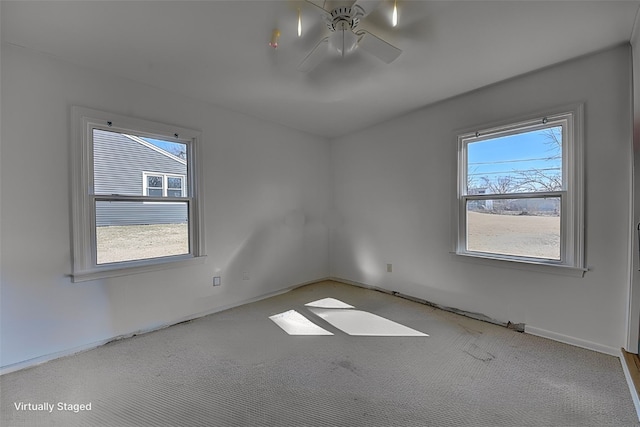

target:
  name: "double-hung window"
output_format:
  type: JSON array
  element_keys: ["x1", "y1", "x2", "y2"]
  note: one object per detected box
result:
[
  {"x1": 143, "y1": 172, "x2": 186, "y2": 197},
  {"x1": 71, "y1": 107, "x2": 205, "y2": 281},
  {"x1": 456, "y1": 105, "x2": 584, "y2": 270}
]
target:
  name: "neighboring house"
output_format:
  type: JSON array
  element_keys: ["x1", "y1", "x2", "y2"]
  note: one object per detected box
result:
[
  {"x1": 467, "y1": 187, "x2": 558, "y2": 214},
  {"x1": 93, "y1": 129, "x2": 188, "y2": 226},
  {"x1": 467, "y1": 187, "x2": 493, "y2": 211}
]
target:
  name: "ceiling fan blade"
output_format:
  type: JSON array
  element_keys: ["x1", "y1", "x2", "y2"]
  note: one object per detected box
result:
[
  {"x1": 352, "y1": 0, "x2": 383, "y2": 18},
  {"x1": 298, "y1": 37, "x2": 329, "y2": 72},
  {"x1": 356, "y1": 30, "x2": 401, "y2": 64},
  {"x1": 304, "y1": 0, "x2": 330, "y2": 16}
]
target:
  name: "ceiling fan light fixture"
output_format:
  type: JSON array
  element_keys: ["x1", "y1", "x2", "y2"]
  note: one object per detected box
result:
[
  {"x1": 392, "y1": 0, "x2": 398, "y2": 27},
  {"x1": 329, "y1": 28, "x2": 358, "y2": 56},
  {"x1": 297, "y1": 1, "x2": 402, "y2": 72}
]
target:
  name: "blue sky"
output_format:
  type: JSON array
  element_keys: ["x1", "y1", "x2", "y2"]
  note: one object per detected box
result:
[
  {"x1": 467, "y1": 126, "x2": 561, "y2": 186},
  {"x1": 143, "y1": 137, "x2": 186, "y2": 158}
]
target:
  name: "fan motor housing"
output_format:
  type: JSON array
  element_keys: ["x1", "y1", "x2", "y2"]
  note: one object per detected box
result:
[{"x1": 326, "y1": 7, "x2": 360, "y2": 31}]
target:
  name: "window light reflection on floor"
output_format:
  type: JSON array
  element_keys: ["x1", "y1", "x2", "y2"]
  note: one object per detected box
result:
[
  {"x1": 304, "y1": 298, "x2": 355, "y2": 309},
  {"x1": 270, "y1": 298, "x2": 428, "y2": 337},
  {"x1": 308, "y1": 308, "x2": 428, "y2": 336},
  {"x1": 268, "y1": 310, "x2": 333, "y2": 335}
]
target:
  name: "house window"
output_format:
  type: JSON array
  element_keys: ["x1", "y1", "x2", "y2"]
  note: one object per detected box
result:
[
  {"x1": 71, "y1": 107, "x2": 205, "y2": 281},
  {"x1": 143, "y1": 173, "x2": 186, "y2": 197},
  {"x1": 167, "y1": 176, "x2": 184, "y2": 197},
  {"x1": 456, "y1": 106, "x2": 584, "y2": 270},
  {"x1": 146, "y1": 174, "x2": 164, "y2": 196}
]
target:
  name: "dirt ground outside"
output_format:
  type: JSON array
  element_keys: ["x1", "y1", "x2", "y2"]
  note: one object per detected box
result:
[
  {"x1": 96, "y1": 223, "x2": 188, "y2": 264},
  {"x1": 96, "y1": 213, "x2": 560, "y2": 264},
  {"x1": 467, "y1": 211, "x2": 560, "y2": 259}
]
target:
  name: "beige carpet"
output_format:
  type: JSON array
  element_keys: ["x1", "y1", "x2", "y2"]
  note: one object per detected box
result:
[{"x1": 1, "y1": 280, "x2": 637, "y2": 426}]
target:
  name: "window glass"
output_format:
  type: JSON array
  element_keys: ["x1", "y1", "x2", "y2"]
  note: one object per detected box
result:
[
  {"x1": 147, "y1": 175, "x2": 163, "y2": 196},
  {"x1": 466, "y1": 197, "x2": 561, "y2": 260},
  {"x1": 167, "y1": 177, "x2": 182, "y2": 189},
  {"x1": 92, "y1": 129, "x2": 190, "y2": 265},
  {"x1": 148, "y1": 176, "x2": 163, "y2": 187},
  {"x1": 93, "y1": 129, "x2": 187, "y2": 197},
  {"x1": 167, "y1": 177, "x2": 183, "y2": 197},
  {"x1": 95, "y1": 202, "x2": 189, "y2": 264},
  {"x1": 467, "y1": 126, "x2": 562, "y2": 195}
]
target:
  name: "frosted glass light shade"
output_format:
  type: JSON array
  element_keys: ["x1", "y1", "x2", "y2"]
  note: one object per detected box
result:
[{"x1": 329, "y1": 29, "x2": 358, "y2": 55}]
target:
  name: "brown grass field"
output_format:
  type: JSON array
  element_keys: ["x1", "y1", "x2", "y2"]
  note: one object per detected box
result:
[
  {"x1": 96, "y1": 212, "x2": 560, "y2": 264},
  {"x1": 467, "y1": 211, "x2": 560, "y2": 259},
  {"x1": 96, "y1": 223, "x2": 189, "y2": 264}
]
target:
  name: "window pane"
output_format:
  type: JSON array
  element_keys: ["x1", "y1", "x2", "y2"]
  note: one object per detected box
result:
[
  {"x1": 147, "y1": 189, "x2": 162, "y2": 196},
  {"x1": 167, "y1": 189, "x2": 182, "y2": 197},
  {"x1": 143, "y1": 138, "x2": 187, "y2": 161},
  {"x1": 467, "y1": 127, "x2": 562, "y2": 195},
  {"x1": 93, "y1": 129, "x2": 188, "y2": 196},
  {"x1": 167, "y1": 177, "x2": 182, "y2": 189},
  {"x1": 95, "y1": 201, "x2": 189, "y2": 264},
  {"x1": 466, "y1": 197, "x2": 560, "y2": 260},
  {"x1": 147, "y1": 176, "x2": 163, "y2": 188}
]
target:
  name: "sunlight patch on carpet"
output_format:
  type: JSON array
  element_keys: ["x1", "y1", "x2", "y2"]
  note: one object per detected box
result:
[
  {"x1": 304, "y1": 298, "x2": 355, "y2": 309},
  {"x1": 308, "y1": 308, "x2": 428, "y2": 336},
  {"x1": 269, "y1": 310, "x2": 334, "y2": 335}
]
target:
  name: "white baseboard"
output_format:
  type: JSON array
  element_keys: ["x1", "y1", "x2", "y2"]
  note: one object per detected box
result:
[
  {"x1": 329, "y1": 276, "x2": 389, "y2": 293},
  {"x1": 332, "y1": 277, "x2": 621, "y2": 357},
  {"x1": 619, "y1": 349, "x2": 640, "y2": 422},
  {"x1": 524, "y1": 325, "x2": 619, "y2": 356},
  {"x1": 0, "y1": 339, "x2": 113, "y2": 376},
  {"x1": 0, "y1": 277, "x2": 330, "y2": 376}
]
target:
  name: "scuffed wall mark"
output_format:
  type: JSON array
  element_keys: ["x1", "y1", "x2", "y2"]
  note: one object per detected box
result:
[{"x1": 389, "y1": 290, "x2": 525, "y2": 332}]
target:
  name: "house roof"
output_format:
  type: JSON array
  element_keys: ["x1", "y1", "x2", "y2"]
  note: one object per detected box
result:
[{"x1": 124, "y1": 135, "x2": 187, "y2": 166}]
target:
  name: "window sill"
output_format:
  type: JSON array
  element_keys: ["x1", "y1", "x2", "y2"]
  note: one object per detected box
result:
[
  {"x1": 451, "y1": 251, "x2": 587, "y2": 277},
  {"x1": 71, "y1": 255, "x2": 207, "y2": 283}
]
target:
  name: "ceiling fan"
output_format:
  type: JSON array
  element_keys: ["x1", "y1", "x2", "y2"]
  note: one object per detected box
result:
[{"x1": 298, "y1": 0, "x2": 402, "y2": 72}]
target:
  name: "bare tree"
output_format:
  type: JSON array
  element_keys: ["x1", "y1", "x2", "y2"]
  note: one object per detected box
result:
[
  {"x1": 482, "y1": 175, "x2": 516, "y2": 194},
  {"x1": 467, "y1": 166, "x2": 481, "y2": 193},
  {"x1": 514, "y1": 127, "x2": 562, "y2": 192},
  {"x1": 542, "y1": 127, "x2": 562, "y2": 153},
  {"x1": 167, "y1": 146, "x2": 187, "y2": 160},
  {"x1": 516, "y1": 169, "x2": 562, "y2": 192}
]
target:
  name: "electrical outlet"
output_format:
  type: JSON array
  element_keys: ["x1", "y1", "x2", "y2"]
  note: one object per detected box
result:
[
  {"x1": 242, "y1": 271, "x2": 250, "y2": 281},
  {"x1": 387, "y1": 263, "x2": 393, "y2": 273},
  {"x1": 213, "y1": 276, "x2": 221, "y2": 286}
]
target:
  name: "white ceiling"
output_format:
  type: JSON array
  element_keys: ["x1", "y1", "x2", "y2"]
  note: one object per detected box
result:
[{"x1": 2, "y1": 1, "x2": 639, "y2": 138}]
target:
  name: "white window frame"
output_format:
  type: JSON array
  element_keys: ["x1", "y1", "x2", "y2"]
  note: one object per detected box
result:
[
  {"x1": 455, "y1": 104, "x2": 585, "y2": 273},
  {"x1": 142, "y1": 172, "x2": 186, "y2": 198},
  {"x1": 70, "y1": 107, "x2": 206, "y2": 282},
  {"x1": 143, "y1": 172, "x2": 165, "y2": 196},
  {"x1": 166, "y1": 174, "x2": 185, "y2": 197}
]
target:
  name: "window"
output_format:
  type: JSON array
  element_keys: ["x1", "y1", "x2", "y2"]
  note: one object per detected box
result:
[
  {"x1": 71, "y1": 107, "x2": 205, "y2": 281},
  {"x1": 456, "y1": 106, "x2": 584, "y2": 270},
  {"x1": 167, "y1": 176, "x2": 184, "y2": 197},
  {"x1": 143, "y1": 172, "x2": 186, "y2": 197},
  {"x1": 146, "y1": 174, "x2": 164, "y2": 196}
]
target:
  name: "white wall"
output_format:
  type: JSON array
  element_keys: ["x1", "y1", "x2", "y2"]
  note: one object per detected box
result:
[
  {"x1": 1, "y1": 41, "x2": 634, "y2": 370},
  {"x1": 630, "y1": 17, "x2": 640, "y2": 352},
  {"x1": 330, "y1": 46, "x2": 633, "y2": 354},
  {"x1": 0, "y1": 44, "x2": 331, "y2": 370}
]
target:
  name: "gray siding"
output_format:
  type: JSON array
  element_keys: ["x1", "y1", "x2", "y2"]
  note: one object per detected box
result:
[
  {"x1": 93, "y1": 129, "x2": 188, "y2": 226},
  {"x1": 96, "y1": 201, "x2": 188, "y2": 226}
]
